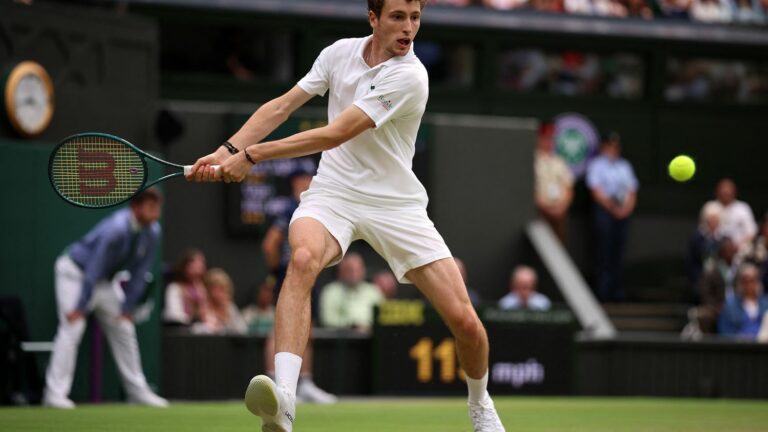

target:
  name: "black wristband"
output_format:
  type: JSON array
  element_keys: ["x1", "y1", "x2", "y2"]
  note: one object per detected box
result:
[
  {"x1": 222, "y1": 141, "x2": 239, "y2": 155},
  {"x1": 244, "y1": 148, "x2": 257, "y2": 164}
]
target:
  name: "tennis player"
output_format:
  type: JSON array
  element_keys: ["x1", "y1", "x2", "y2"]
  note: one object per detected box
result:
[{"x1": 188, "y1": 1, "x2": 505, "y2": 430}]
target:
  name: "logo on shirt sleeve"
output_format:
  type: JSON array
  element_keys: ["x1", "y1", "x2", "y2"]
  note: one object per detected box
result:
[{"x1": 377, "y1": 95, "x2": 393, "y2": 111}]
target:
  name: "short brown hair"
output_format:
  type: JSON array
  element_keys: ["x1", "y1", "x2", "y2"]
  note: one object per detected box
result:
[
  {"x1": 131, "y1": 187, "x2": 163, "y2": 206},
  {"x1": 368, "y1": 0, "x2": 427, "y2": 17}
]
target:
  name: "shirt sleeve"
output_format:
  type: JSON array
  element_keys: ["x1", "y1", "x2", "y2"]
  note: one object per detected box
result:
[
  {"x1": 297, "y1": 44, "x2": 334, "y2": 97},
  {"x1": 585, "y1": 160, "x2": 601, "y2": 191},
  {"x1": 625, "y1": 160, "x2": 639, "y2": 192},
  {"x1": 354, "y1": 66, "x2": 428, "y2": 129}
]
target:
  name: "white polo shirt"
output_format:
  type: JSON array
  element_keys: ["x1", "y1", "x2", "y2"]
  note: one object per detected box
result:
[{"x1": 297, "y1": 36, "x2": 429, "y2": 207}]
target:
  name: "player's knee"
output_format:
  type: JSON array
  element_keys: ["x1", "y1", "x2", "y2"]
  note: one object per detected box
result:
[
  {"x1": 290, "y1": 247, "x2": 321, "y2": 276},
  {"x1": 449, "y1": 312, "x2": 485, "y2": 344}
]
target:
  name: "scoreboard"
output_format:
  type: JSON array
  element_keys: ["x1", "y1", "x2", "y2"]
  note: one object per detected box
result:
[{"x1": 373, "y1": 301, "x2": 576, "y2": 395}]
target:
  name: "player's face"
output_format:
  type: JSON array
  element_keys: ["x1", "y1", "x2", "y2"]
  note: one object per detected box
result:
[
  {"x1": 134, "y1": 199, "x2": 162, "y2": 226},
  {"x1": 370, "y1": 0, "x2": 422, "y2": 58}
]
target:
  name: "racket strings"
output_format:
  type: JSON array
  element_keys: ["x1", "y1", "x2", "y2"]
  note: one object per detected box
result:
[{"x1": 51, "y1": 135, "x2": 145, "y2": 207}]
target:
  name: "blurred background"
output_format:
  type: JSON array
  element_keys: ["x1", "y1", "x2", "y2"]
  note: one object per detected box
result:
[{"x1": 1, "y1": 0, "x2": 767, "y2": 407}]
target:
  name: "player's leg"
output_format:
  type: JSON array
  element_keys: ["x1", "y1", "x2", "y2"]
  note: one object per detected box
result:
[
  {"x1": 405, "y1": 258, "x2": 488, "y2": 380},
  {"x1": 92, "y1": 278, "x2": 167, "y2": 407},
  {"x1": 246, "y1": 216, "x2": 341, "y2": 431},
  {"x1": 43, "y1": 255, "x2": 88, "y2": 409},
  {"x1": 406, "y1": 258, "x2": 505, "y2": 431}
]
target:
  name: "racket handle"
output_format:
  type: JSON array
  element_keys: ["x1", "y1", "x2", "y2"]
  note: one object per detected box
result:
[{"x1": 183, "y1": 165, "x2": 221, "y2": 176}]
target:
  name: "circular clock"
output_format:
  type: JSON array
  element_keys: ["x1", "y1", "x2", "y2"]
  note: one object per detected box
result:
[{"x1": 3, "y1": 61, "x2": 55, "y2": 137}]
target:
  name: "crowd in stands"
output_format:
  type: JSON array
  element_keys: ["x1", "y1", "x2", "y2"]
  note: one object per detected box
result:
[
  {"x1": 427, "y1": 0, "x2": 768, "y2": 25},
  {"x1": 686, "y1": 178, "x2": 768, "y2": 341}
]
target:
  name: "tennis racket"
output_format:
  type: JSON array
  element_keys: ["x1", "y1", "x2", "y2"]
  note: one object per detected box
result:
[{"x1": 48, "y1": 132, "x2": 219, "y2": 208}]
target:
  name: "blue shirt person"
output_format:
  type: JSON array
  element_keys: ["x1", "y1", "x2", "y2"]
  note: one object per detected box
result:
[
  {"x1": 43, "y1": 188, "x2": 167, "y2": 409},
  {"x1": 586, "y1": 132, "x2": 638, "y2": 302},
  {"x1": 718, "y1": 263, "x2": 768, "y2": 340},
  {"x1": 69, "y1": 206, "x2": 161, "y2": 315}
]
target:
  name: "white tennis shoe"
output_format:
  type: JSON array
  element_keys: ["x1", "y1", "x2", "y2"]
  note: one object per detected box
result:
[
  {"x1": 468, "y1": 397, "x2": 505, "y2": 432},
  {"x1": 296, "y1": 378, "x2": 337, "y2": 405},
  {"x1": 245, "y1": 375, "x2": 296, "y2": 432}
]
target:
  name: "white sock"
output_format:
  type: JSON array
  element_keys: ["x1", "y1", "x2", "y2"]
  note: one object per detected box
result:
[
  {"x1": 466, "y1": 370, "x2": 490, "y2": 404},
  {"x1": 275, "y1": 352, "x2": 303, "y2": 396}
]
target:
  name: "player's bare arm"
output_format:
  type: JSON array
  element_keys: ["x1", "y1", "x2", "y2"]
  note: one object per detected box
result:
[
  {"x1": 187, "y1": 85, "x2": 315, "y2": 181},
  {"x1": 209, "y1": 105, "x2": 375, "y2": 183}
]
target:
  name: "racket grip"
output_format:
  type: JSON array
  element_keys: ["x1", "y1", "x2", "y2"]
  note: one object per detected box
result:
[{"x1": 183, "y1": 165, "x2": 221, "y2": 176}]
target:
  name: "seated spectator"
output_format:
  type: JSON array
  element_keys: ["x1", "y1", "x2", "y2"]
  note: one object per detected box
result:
[
  {"x1": 373, "y1": 271, "x2": 399, "y2": 300},
  {"x1": 690, "y1": 0, "x2": 732, "y2": 22},
  {"x1": 702, "y1": 178, "x2": 757, "y2": 249},
  {"x1": 498, "y1": 266, "x2": 552, "y2": 311},
  {"x1": 163, "y1": 248, "x2": 211, "y2": 326},
  {"x1": 203, "y1": 268, "x2": 247, "y2": 335},
  {"x1": 736, "y1": 213, "x2": 768, "y2": 287},
  {"x1": 319, "y1": 253, "x2": 383, "y2": 331},
  {"x1": 482, "y1": 0, "x2": 530, "y2": 9},
  {"x1": 688, "y1": 201, "x2": 723, "y2": 296},
  {"x1": 593, "y1": 0, "x2": 628, "y2": 16},
  {"x1": 718, "y1": 263, "x2": 768, "y2": 340},
  {"x1": 241, "y1": 277, "x2": 276, "y2": 335},
  {"x1": 564, "y1": 0, "x2": 596, "y2": 15},
  {"x1": 695, "y1": 237, "x2": 738, "y2": 333},
  {"x1": 658, "y1": 0, "x2": 693, "y2": 19},
  {"x1": 625, "y1": 0, "x2": 654, "y2": 18},
  {"x1": 534, "y1": 122, "x2": 574, "y2": 244},
  {"x1": 455, "y1": 257, "x2": 483, "y2": 307},
  {"x1": 731, "y1": 0, "x2": 764, "y2": 24},
  {"x1": 530, "y1": 0, "x2": 566, "y2": 12}
]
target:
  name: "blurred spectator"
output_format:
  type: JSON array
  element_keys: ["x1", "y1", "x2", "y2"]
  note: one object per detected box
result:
[
  {"x1": 587, "y1": 131, "x2": 639, "y2": 302},
  {"x1": 625, "y1": 0, "x2": 655, "y2": 17},
  {"x1": 695, "y1": 237, "x2": 738, "y2": 333},
  {"x1": 658, "y1": 0, "x2": 693, "y2": 18},
  {"x1": 455, "y1": 257, "x2": 483, "y2": 307},
  {"x1": 736, "y1": 213, "x2": 768, "y2": 288},
  {"x1": 530, "y1": 0, "x2": 566, "y2": 12},
  {"x1": 688, "y1": 201, "x2": 724, "y2": 296},
  {"x1": 203, "y1": 268, "x2": 247, "y2": 335},
  {"x1": 498, "y1": 266, "x2": 552, "y2": 311},
  {"x1": 534, "y1": 122, "x2": 574, "y2": 244},
  {"x1": 241, "y1": 277, "x2": 276, "y2": 335},
  {"x1": 373, "y1": 271, "x2": 399, "y2": 300},
  {"x1": 319, "y1": 253, "x2": 383, "y2": 331},
  {"x1": 718, "y1": 263, "x2": 768, "y2": 339},
  {"x1": 482, "y1": 0, "x2": 529, "y2": 9},
  {"x1": 702, "y1": 178, "x2": 757, "y2": 249},
  {"x1": 690, "y1": 0, "x2": 732, "y2": 22},
  {"x1": 593, "y1": 0, "x2": 628, "y2": 15},
  {"x1": 430, "y1": 0, "x2": 480, "y2": 5},
  {"x1": 564, "y1": 0, "x2": 595, "y2": 14},
  {"x1": 731, "y1": 0, "x2": 764, "y2": 23},
  {"x1": 163, "y1": 248, "x2": 211, "y2": 326}
]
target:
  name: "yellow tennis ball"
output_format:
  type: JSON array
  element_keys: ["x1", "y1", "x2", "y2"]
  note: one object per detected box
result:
[{"x1": 668, "y1": 155, "x2": 696, "y2": 182}]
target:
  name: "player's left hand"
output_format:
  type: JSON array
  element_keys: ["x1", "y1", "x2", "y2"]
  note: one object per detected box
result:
[{"x1": 220, "y1": 152, "x2": 252, "y2": 183}]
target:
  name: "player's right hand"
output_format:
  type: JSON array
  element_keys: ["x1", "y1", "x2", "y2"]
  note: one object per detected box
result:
[{"x1": 187, "y1": 147, "x2": 229, "y2": 182}]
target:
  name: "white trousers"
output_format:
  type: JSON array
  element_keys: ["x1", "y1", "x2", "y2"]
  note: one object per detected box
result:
[{"x1": 44, "y1": 255, "x2": 153, "y2": 400}]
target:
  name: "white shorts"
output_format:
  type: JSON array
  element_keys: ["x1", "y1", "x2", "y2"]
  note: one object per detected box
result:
[{"x1": 290, "y1": 186, "x2": 452, "y2": 284}]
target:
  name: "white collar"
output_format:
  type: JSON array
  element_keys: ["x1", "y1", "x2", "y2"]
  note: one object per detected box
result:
[{"x1": 359, "y1": 34, "x2": 415, "y2": 69}]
